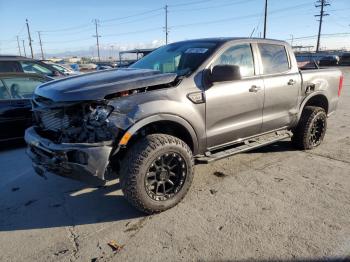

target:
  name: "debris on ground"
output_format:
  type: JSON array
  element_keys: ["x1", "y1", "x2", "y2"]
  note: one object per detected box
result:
[
  {"x1": 209, "y1": 189, "x2": 218, "y2": 195},
  {"x1": 213, "y1": 171, "x2": 227, "y2": 178},
  {"x1": 107, "y1": 240, "x2": 124, "y2": 253},
  {"x1": 274, "y1": 177, "x2": 284, "y2": 182},
  {"x1": 24, "y1": 199, "x2": 37, "y2": 206},
  {"x1": 124, "y1": 217, "x2": 148, "y2": 232},
  {"x1": 54, "y1": 249, "x2": 69, "y2": 256},
  {"x1": 49, "y1": 203, "x2": 62, "y2": 208}
]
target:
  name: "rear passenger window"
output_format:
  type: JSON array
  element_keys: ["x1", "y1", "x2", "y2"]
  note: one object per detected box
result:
[
  {"x1": 214, "y1": 44, "x2": 255, "y2": 77},
  {"x1": 0, "y1": 61, "x2": 22, "y2": 72},
  {"x1": 258, "y1": 44, "x2": 289, "y2": 74}
]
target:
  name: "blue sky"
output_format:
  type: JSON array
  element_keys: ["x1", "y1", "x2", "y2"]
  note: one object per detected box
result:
[{"x1": 0, "y1": 0, "x2": 349, "y2": 57}]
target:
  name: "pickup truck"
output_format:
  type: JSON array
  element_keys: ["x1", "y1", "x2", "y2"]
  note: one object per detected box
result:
[{"x1": 25, "y1": 38, "x2": 344, "y2": 214}]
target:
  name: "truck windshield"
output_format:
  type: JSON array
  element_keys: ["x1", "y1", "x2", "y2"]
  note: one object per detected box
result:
[{"x1": 130, "y1": 41, "x2": 219, "y2": 76}]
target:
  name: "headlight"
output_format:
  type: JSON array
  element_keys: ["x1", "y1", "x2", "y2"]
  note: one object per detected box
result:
[{"x1": 89, "y1": 104, "x2": 114, "y2": 126}]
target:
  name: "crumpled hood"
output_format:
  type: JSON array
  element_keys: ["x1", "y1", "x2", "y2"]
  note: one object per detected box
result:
[{"x1": 35, "y1": 68, "x2": 177, "y2": 102}]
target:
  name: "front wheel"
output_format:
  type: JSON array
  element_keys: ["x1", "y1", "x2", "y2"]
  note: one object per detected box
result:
[
  {"x1": 292, "y1": 106, "x2": 327, "y2": 150},
  {"x1": 120, "y1": 134, "x2": 194, "y2": 214}
]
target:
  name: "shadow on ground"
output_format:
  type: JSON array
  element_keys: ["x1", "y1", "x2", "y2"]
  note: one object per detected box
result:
[
  {"x1": 0, "y1": 140, "x2": 144, "y2": 232},
  {"x1": 249, "y1": 140, "x2": 298, "y2": 154},
  {"x1": 0, "y1": 140, "x2": 302, "y2": 233}
]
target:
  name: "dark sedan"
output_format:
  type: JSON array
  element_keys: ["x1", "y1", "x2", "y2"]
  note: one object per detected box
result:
[
  {"x1": 0, "y1": 73, "x2": 51, "y2": 142},
  {"x1": 0, "y1": 56, "x2": 64, "y2": 78}
]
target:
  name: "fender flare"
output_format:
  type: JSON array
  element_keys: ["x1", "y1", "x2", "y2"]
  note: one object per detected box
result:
[
  {"x1": 296, "y1": 91, "x2": 329, "y2": 122},
  {"x1": 120, "y1": 114, "x2": 199, "y2": 154}
]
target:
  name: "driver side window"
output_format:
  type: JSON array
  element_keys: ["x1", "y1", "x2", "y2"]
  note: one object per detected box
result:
[
  {"x1": 2, "y1": 77, "x2": 45, "y2": 99},
  {"x1": 213, "y1": 44, "x2": 255, "y2": 77}
]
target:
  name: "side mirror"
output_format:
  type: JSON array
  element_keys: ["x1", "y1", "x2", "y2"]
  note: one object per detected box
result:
[{"x1": 210, "y1": 65, "x2": 241, "y2": 83}]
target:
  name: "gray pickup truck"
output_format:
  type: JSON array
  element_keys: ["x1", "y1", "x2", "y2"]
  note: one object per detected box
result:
[{"x1": 25, "y1": 38, "x2": 344, "y2": 213}]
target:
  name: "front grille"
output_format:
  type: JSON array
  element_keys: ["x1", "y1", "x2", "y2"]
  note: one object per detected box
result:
[{"x1": 38, "y1": 110, "x2": 70, "y2": 131}]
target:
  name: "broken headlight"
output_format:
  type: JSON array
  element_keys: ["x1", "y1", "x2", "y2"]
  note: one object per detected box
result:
[{"x1": 88, "y1": 105, "x2": 114, "y2": 127}]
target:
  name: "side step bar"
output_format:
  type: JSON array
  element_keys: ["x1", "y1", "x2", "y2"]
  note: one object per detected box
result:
[{"x1": 196, "y1": 131, "x2": 292, "y2": 164}]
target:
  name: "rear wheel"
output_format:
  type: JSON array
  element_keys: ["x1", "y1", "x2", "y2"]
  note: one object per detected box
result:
[
  {"x1": 292, "y1": 106, "x2": 327, "y2": 150},
  {"x1": 120, "y1": 134, "x2": 194, "y2": 214}
]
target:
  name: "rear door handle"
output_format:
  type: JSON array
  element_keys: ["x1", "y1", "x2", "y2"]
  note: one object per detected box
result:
[
  {"x1": 288, "y1": 79, "x2": 296, "y2": 85},
  {"x1": 249, "y1": 85, "x2": 261, "y2": 93}
]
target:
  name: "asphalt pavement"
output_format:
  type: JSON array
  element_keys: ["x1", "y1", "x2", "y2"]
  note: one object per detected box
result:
[{"x1": 1, "y1": 67, "x2": 350, "y2": 262}]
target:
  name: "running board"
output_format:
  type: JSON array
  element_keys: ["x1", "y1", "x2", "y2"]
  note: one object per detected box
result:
[{"x1": 196, "y1": 131, "x2": 292, "y2": 164}]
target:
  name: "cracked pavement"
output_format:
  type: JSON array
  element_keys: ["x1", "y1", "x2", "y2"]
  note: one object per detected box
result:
[{"x1": 1, "y1": 67, "x2": 350, "y2": 262}]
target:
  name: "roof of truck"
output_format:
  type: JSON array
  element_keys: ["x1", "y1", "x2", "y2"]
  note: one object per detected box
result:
[{"x1": 173, "y1": 37, "x2": 288, "y2": 45}]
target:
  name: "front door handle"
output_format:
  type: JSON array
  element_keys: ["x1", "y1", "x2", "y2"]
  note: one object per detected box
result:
[
  {"x1": 288, "y1": 79, "x2": 296, "y2": 85},
  {"x1": 249, "y1": 85, "x2": 261, "y2": 93}
]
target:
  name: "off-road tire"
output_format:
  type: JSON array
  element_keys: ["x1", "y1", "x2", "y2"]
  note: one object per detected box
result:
[
  {"x1": 292, "y1": 106, "x2": 327, "y2": 150},
  {"x1": 120, "y1": 134, "x2": 194, "y2": 214}
]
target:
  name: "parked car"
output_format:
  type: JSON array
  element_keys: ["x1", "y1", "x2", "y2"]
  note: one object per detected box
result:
[
  {"x1": 296, "y1": 55, "x2": 319, "y2": 70},
  {"x1": 95, "y1": 61, "x2": 117, "y2": 68},
  {"x1": 318, "y1": 55, "x2": 339, "y2": 66},
  {"x1": 42, "y1": 61, "x2": 80, "y2": 76},
  {"x1": 0, "y1": 56, "x2": 64, "y2": 78},
  {"x1": 0, "y1": 73, "x2": 51, "y2": 142},
  {"x1": 96, "y1": 65, "x2": 113, "y2": 71},
  {"x1": 25, "y1": 38, "x2": 343, "y2": 214},
  {"x1": 79, "y1": 63, "x2": 97, "y2": 71},
  {"x1": 339, "y1": 53, "x2": 350, "y2": 66}
]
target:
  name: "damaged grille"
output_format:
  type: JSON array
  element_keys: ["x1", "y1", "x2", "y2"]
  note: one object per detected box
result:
[
  {"x1": 32, "y1": 98, "x2": 117, "y2": 143},
  {"x1": 39, "y1": 110, "x2": 70, "y2": 131}
]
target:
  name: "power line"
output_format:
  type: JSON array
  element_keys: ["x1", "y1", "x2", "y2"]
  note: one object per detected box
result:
[
  {"x1": 103, "y1": 27, "x2": 163, "y2": 38},
  {"x1": 168, "y1": 0, "x2": 214, "y2": 8},
  {"x1": 101, "y1": 8, "x2": 163, "y2": 23},
  {"x1": 99, "y1": 14, "x2": 161, "y2": 28},
  {"x1": 41, "y1": 24, "x2": 92, "y2": 33},
  {"x1": 170, "y1": 0, "x2": 256, "y2": 12},
  {"x1": 286, "y1": 32, "x2": 350, "y2": 41},
  {"x1": 170, "y1": 3, "x2": 310, "y2": 30},
  {"x1": 315, "y1": 0, "x2": 330, "y2": 52}
]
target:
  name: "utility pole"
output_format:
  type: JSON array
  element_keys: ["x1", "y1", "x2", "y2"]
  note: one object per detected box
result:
[
  {"x1": 26, "y1": 19, "x2": 34, "y2": 58},
  {"x1": 315, "y1": 0, "x2": 330, "y2": 52},
  {"x1": 164, "y1": 5, "x2": 169, "y2": 44},
  {"x1": 16, "y1": 36, "x2": 22, "y2": 56},
  {"x1": 263, "y1": 0, "x2": 268, "y2": 38},
  {"x1": 290, "y1": 34, "x2": 294, "y2": 47},
  {"x1": 110, "y1": 45, "x2": 114, "y2": 59},
  {"x1": 22, "y1": 40, "x2": 27, "y2": 57},
  {"x1": 93, "y1": 19, "x2": 101, "y2": 61},
  {"x1": 37, "y1": 31, "x2": 44, "y2": 60}
]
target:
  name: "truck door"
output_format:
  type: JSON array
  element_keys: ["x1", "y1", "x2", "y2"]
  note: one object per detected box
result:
[
  {"x1": 257, "y1": 43, "x2": 300, "y2": 132},
  {"x1": 205, "y1": 43, "x2": 264, "y2": 149}
]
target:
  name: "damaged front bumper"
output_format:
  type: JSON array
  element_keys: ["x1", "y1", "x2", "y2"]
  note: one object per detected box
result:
[{"x1": 25, "y1": 126, "x2": 114, "y2": 186}]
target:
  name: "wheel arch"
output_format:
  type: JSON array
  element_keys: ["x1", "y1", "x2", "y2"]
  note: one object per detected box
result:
[
  {"x1": 297, "y1": 93, "x2": 329, "y2": 121},
  {"x1": 119, "y1": 114, "x2": 200, "y2": 155}
]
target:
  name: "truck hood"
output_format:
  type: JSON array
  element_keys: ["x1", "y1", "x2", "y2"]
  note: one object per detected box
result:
[{"x1": 35, "y1": 68, "x2": 178, "y2": 102}]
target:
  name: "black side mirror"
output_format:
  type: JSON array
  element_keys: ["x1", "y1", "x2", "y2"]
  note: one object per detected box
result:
[{"x1": 210, "y1": 65, "x2": 241, "y2": 83}]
